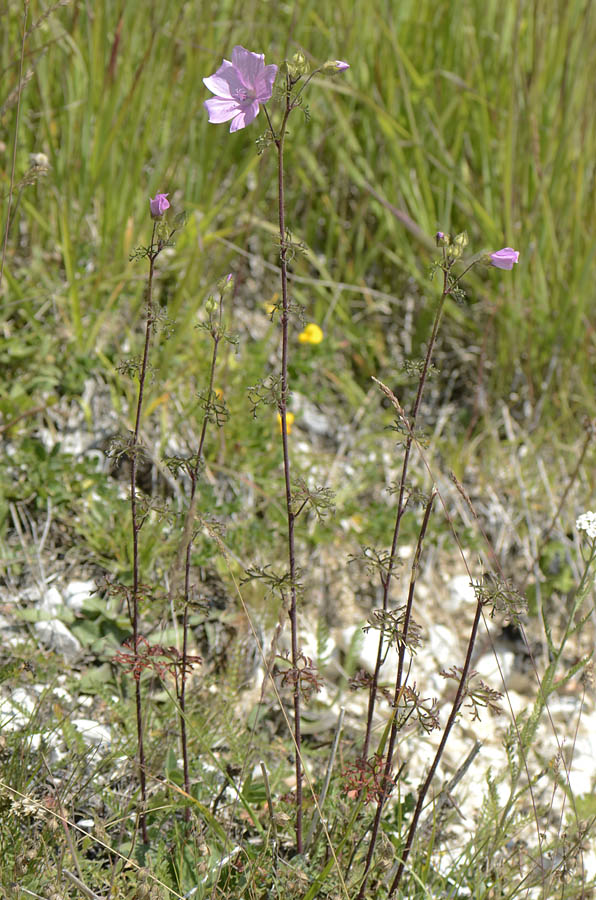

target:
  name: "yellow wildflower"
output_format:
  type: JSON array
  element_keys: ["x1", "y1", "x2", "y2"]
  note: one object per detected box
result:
[
  {"x1": 277, "y1": 411, "x2": 295, "y2": 434},
  {"x1": 298, "y1": 323, "x2": 323, "y2": 344},
  {"x1": 264, "y1": 293, "x2": 279, "y2": 316}
]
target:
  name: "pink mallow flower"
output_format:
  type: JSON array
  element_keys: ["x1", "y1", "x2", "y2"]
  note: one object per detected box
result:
[
  {"x1": 489, "y1": 247, "x2": 519, "y2": 270},
  {"x1": 150, "y1": 193, "x2": 170, "y2": 218},
  {"x1": 203, "y1": 46, "x2": 278, "y2": 133}
]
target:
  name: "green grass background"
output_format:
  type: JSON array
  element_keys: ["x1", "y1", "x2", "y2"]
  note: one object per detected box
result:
[{"x1": 3, "y1": 0, "x2": 595, "y2": 428}]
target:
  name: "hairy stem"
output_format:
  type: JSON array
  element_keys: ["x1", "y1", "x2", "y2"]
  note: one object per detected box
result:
[
  {"x1": 362, "y1": 266, "x2": 449, "y2": 760},
  {"x1": 273, "y1": 78, "x2": 303, "y2": 854},
  {"x1": 356, "y1": 489, "x2": 436, "y2": 898},
  {"x1": 130, "y1": 223, "x2": 158, "y2": 844},
  {"x1": 180, "y1": 298, "x2": 223, "y2": 819},
  {"x1": 389, "y1": 596, "x2": 484, "y2": 896}
]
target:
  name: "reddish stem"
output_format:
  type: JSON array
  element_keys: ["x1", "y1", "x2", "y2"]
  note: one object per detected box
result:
[
  {"x1": 272, "y1": 77, "x2": 303, "y2": 854},
  {"x1": 130, "y1": 224, "x2": 159, "y2": 844},
  {"x1": 362, "y1": 266, "x2": 449, "y2": 760}
]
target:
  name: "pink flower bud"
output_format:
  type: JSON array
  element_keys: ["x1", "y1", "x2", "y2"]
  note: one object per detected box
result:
[
  {"x1": 489, "y1": 247, "x2": 519, "y2": 270},
  {"x1": 219, "y1": 272, "x2": 234, "y2": 294},
  {"x1": 150, "y1": 193, "x2": 170, "y2": 218},
  {"x1": 322, "y1": 59, "x2": 350, "y2": 75}
]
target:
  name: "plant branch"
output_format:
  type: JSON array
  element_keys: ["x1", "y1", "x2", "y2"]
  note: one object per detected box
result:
[
  {"x1": 362, "y1": 266, "x2": 449, "y2": 760},
  {"x1": 274, "y1": 72, "x2": 304, "y2": 854}
]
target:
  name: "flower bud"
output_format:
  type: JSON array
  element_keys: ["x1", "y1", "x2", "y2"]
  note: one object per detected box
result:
[
  {"x1": 291, "y1": 51, "x2": 308, "y2": 76},
  {"x1": 218, "y1": 273, "x2": 234, "y2": 294},
  {"x1": 489, "y1": 247, "x2": 519, "y2": 270},
  {"x1": 453, "y1": 230, "x2": 468, "y2": 248},
  {"x1": 149, "y1": 192, "x2": 170, "y2": 218},
  {"x1": 321, "y1": 59, "x2": 350, "y2": 75},
  {"x1": 205, "y1": 295, "x2": 217, "y2": 314},
  {"x1": 435, "y1": 231, "x2": 450, "y2": 247},
  {"x1": 449, "y1": 243, "x2": 463, "y2": 259}
]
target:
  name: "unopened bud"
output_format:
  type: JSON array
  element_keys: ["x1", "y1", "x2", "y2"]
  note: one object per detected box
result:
[
  {"x1": 205, "y1": 295, "x2": 217, "y2": 313},
  {"x1": 218, "y1": 272, "x2": 234, "y2": 294},
  {"x1": 149, "y1": 192, "x2": 170, "y2": 219},
  {"x1": 435, "y1": 231, "x2": 450, "y2": 247},
  {"x1": 453, "y1": 231, "x2": 468, "y2": 248},
  {"x1": 291, "y1": 51, "x2": 308, "y2": 76},
  {"x1": 321, "y1": 59, "x2": 350, "y2": 75},
  {"x1": 449, "y1": 243, "x2": 463, "y2": 259}
]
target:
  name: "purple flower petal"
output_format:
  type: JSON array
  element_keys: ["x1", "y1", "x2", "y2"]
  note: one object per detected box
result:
[
  {"x1": 149, "y1": 192, "x2": 170, "y2": 218},
  {"x1": 203, "y1": 60, "x2": 246, "y2": 99},
  {"x1": 231, "y1": 45, "x2": 266, "y2": 86},
  {"x1": 203, "y1": 46, "x2": 277, "y2": 132},
  {"x1": 229, "y1": 100, "x2": 260, "y2": 132},
  {"x1": 489, "y1": 247, "x2": 520, "y2": 270},
  {"x1": 255, "y1": 63, "x2": 278, "y2": 101},
  {"x1": 204, "y1": 97, "x2": 243, "y2": 124}
]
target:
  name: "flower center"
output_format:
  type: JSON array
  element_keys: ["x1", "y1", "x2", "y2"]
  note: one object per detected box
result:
[{"x1": 236, "y1": 86, "x2": 256, "y2": 103}]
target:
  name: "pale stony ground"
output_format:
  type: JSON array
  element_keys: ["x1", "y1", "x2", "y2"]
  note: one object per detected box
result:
[{"x1": 1, "y1": 368, "x2": 594, "y2": 892}]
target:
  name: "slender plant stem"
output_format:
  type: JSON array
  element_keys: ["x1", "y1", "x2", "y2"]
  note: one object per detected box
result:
[
  {"x1": 271, "y1": 75, "x2": 304, "y2": 853},
  {"x1": 178, "y1": 603, "x2": 190, "y2": 821},
  {"x1": 389, "y1": 596, "x2": 484, "y2": 897},
  {"x1": 179, "y1": 296, "x2": 223, "y2": 819},
  {"x1": 130, "y1": 221, "x2": 158, "y2": 844},
  {"x1": 356, "y1": 489, "x2": 436, "y2": 898},
  {"x1": 362, "y1": 266, "x2": 449, "y2": 760}
]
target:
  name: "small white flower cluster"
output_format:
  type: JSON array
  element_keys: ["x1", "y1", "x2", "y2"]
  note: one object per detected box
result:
[{"x1": 576, "y1": 511, "x2": 596, "y2": 539}]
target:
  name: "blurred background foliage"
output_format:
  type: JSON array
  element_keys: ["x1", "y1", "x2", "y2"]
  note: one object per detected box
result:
[{"x1": 1, "y1": 0, "x2": 596, "y2": 539}]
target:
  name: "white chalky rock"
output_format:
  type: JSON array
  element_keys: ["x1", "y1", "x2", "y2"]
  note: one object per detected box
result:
[
  {"x1": 71, "y1": 718, "x2": 112, "y2": 747},
  {"x1": 0, "y1": 614, "x2": 24, "y2": 648},
  {"x1": 340, "y1": 624, "x2": 399, "y2": 681},
  {"x1": 474, "y1": 648, "x2": 516, "y2": 685},
  {"x1": 39, "y1": 586, "x2": 63, "y2": 614},
  {"x1": 299, "y1": 628, "x2": 336, "y2": 666},
  {"x1": 34, "y1": 619, "x2": 81, "y2": 658},
  {"x1": 0, "y1": 688, "x2": 37, "y2": 730},
  {"x1": 64, "y1": 580, "x2": 95, "y2": 612},
  {"x1": 445, "y1": 574, "x2": 477, "y2": 612},
  {"x1": 426, "y1": 623, "x2": 459, "y2": 662}
]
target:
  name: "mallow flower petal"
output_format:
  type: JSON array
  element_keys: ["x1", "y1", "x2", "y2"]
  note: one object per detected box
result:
[
  {"x1": 203, "y1": 60, "x2": 246, "y2": 99},
  {"x1": 204, "y1": 97, "x2": 242, "y2": 124},
  {"x1": 229, "y1": 100, "x2": 260, "y2": 132},
  {"x1": 254, "y1": 63, "x2": 279, "y2": 101},
  {"x1": 231, "y1": 45, "x2": 266, "y2": 87}
]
